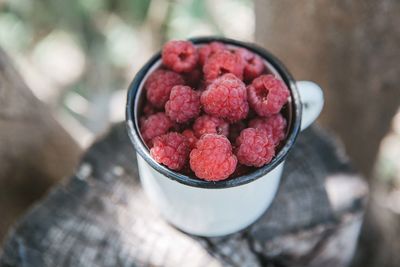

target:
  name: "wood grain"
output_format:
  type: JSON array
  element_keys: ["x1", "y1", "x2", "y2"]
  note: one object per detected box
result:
[{"x1": 0, "y1": 123, "x2": 367, "y2": 267}]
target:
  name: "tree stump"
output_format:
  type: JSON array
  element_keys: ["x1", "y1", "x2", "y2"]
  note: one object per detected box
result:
[
  {"x1": 0, "y1": 123, "x2": 368, "y2": 267},
  {"x1": 0, "y1": 48, "x2": 81, "y2": 242}
]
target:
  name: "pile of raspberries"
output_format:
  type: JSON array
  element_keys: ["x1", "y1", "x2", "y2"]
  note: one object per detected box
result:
[{"x1": 139, "y1": 40, "x2": 290, "y2": 181}]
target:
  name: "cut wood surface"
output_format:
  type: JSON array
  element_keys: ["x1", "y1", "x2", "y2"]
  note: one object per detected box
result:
[
  {"x1": 0, "y1": 48, "x2": 82, "y2": 242},
  {"x1": 0, "y1": 123, "x2": 368, "y2": 267}
]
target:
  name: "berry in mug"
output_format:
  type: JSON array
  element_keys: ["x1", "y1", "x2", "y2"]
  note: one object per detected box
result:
[{"x1": 139, "y1": 40, "x2": 290, "y2": 181}]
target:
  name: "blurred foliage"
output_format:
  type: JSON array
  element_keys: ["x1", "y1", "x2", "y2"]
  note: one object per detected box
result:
[{"x1": 0, "y1": 0, "x2": 254, "y2": 140}]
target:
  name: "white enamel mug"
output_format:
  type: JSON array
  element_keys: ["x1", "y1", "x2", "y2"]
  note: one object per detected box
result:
[{"x1": 126, "y1": 37, "x2": 324, "y2": 237}]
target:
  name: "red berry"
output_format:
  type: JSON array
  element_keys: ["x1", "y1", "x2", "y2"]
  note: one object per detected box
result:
[
  {"x1": 190, "y1": 134, "x2": 237, "y2": 181},
  {"x1": 203, "y1": 50, "x2": 244, "y2": 82},
  {"x1": 248, "y1": 114, "x2": 287, "y2": 146},
  {"x1": 235, "y1": 128, "x2": 275, "y2": 167},
  {"x1": 151, "y1": 132, "x2": 190, "y2": 171},
  {"x1": 162, "y1": 40, "x2": 198, "y2": 73},
  {"x1": 198, "y1": 42, "x2": 226, "y2": 66},
  {"x1": 234, "y1": 48, "x2": 264, "y2": 82},
  {"x1": 193, "y1": 114, "x2": 229, "y2": 138},
  {"x1": 182, "y1": 129, "x2": 198, "y2": 149},
  {"x1": 165, "y1": 85, "x2": 201, "y2": 123},
  {"x1": 247, "y1": 74, "x2": 290, "y2": 116},
  {"x1": 145, "y1": 69, "x2": 185, "y2": 108},
  {"x1": 140, "y1": 112, "x2": 172, "y2": 145},
  {"x1": 201, "y1": 73, "x2": 249, "y2": 123}
]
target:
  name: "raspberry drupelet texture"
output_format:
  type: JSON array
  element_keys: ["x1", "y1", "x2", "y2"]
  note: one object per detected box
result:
[
  {"x1": 140, "y1": 112, "x2": 172, "y2": 145},
  {"x1": 190, "y1": 134, "x2": 237, "y2": 181},
  {"x1": 165, "y1": 85, "x2": 201, "y2": 123},
  {"x1": 247, "y1": 74, "x2": 290, "y2": 116},
  {"x1": 201, "y1": 73, "x2": 249, "y2": 123},
  {"x1": 198, "y1": 41, "x2": 226, "y2": 66},
  {"x1": 182, "y1": 129, "x2": 198, "y2": 149},
  {"x1": 145, "y1": 69, "x2": 185, "y2": 108},
  {"x1": 235, "y1": 128, "x2": 275, "y2": 167},
  {"x1": 150, "y1": 132, "x2": 190, "y2": 171},
  {"x1": 193, "y1": 114, "x2": 229, "y2": 138},
  {"x1": 203, "y1": 50, "x2": 244, "y2": 82},
  {"x1": 235, "y1": 48, "x2": 265, "y2": 82},
  {"x1": 162, "y1": 40, "x2": 198, "y2": 73},
  {"x1": 248, "y1": 114, "x2": 287, "y2": 146}
]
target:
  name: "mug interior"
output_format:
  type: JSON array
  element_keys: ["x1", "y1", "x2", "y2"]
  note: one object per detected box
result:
[{"x1": 126, "y1": 37, "x2": 301, "y2": 189}]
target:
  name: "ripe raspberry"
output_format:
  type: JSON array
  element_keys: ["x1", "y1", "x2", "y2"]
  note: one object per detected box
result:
[
  {"x1": 201, "y1": 73, "x2": 249, "y2": 122},
  {"x1": 150, "y1": 132, "x2": 190, "y2": 171},
  {"x1": 165, "y1": 85, "x2": 201, "y2": 123},
  {"x1": 162, "y1": 40, "x2": 198, "y2": 73},
  {"x1": 248, "y1": 114, "x2": 287, "y2": 146},
  {"x1": 235, "y1": 128, "x2": 275, "y2": 167},
  {"x1": 203, "y1": 50, "x2": 244, "y2": 82},
  {"x1": 140, "y1": 112, "x2": 172, "y2": 145},
  {"x1": 145, "y1": 69, "x2": 185, "y2": 108},
  {"x1": 247, "y1": 74, "x2": 290, "y2": 116},
  {"x1": 190, "y1": 134, "x2": 237, "y2": 181},
  {"x1": 182, "y1": 129, "x2": 198, "y2": 149},
  {"x1": 198, "y1": 42, "x2": 226, "y2": 66},
  {"x1": 193, "y1": 115, "x2": 229, "y2": 138},
  {"x1": 234, "y1": 48, "x2": 264, "y2": 82}
]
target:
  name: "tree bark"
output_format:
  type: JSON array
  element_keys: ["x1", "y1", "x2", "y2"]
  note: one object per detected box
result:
[
  {"x1": 0, "y1": 124, "x2": 368, "y2": 267},
  {"x1": 0, "y1": 48, "x2": 82, "y2": 242},
  {"x1": 255, "y1": 0, "x2": 400, "y2": 178}
]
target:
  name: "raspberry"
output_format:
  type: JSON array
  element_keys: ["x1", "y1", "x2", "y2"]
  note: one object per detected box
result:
[
  {"x1": 150, "y1": 132, "x2": 190, "y2": 171},
  {"x1": 190, "y1": 134, "x2": 237, "y2": 181},
  {"x1": 165, "y1": 85, "x2": 201, "y2": 123},
  {"x1": 193, "y1": 115, "x2": 229, "y2": 138},
  {"x1": 248, "y1": 114, "x2": 287, "y2": 146},
  {"x1": 145, "y1": 69, "x2": 185, "y2": 108},
  {"x1": 234, "y1": 48, "x2": 264, "y2": 82},
  {"x1": 198, "y1": 42, "x2": 226, "y2": 66},
  {"x1": 247, "y1": 74, "x2": 290, "y2": 116},
  {"x1": 201, "y1": 73, "x2": 249, "y2": 122},
  {"x1": 235, "y1": 128, "x2": 275, "y2": 167},
  {"x1": 162, "y1": 40, "x2": 198, "y2": 73},
  {"x1": 140, "y1": 112, "x2": 172, "y2": 145},
  {"x1": 203, "y1": 50, "x2": 244, "y2": 82},
  {"x1": 182, "y1": 129, "x2": 198, "y2": 149}
]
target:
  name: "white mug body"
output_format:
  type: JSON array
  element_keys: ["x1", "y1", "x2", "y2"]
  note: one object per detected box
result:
[
  {"x1": 138, "y1": 154, "x2": 284, "y2": 236},
  {"x1": 126, "y1": 37, "x2": 324, "y2": 237}
]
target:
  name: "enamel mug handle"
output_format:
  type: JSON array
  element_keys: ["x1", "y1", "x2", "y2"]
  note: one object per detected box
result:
[{"x1": 296, "y1": 81, "x2": 324, "y2": 131}]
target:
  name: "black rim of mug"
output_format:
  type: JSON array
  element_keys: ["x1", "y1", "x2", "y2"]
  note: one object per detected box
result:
[{"x1": 126, "y1": 36, "x2": 302, "y2": 189}]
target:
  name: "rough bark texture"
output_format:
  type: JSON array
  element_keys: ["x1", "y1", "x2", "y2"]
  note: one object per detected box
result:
[
  {"x1": 0, "y1": 48, "x2": 82, "y2": 242},
  {"x1": 254, "y1": 0, "x2": 400, "y2": 178},
  {"x1": 0, "y1": 123, "x2": 368, "y2": 267}
]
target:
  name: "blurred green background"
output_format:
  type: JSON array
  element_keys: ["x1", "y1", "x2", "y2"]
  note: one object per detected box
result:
[
  {"x1": 1, "y1": 0, "x2": 399, "y2": 218},
  {"x1": 1, "y1": 1, "x2": 400, "y2": 266},
  {"x1": 0, "y1": 0, "x2": 254, "y2": 146}
]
